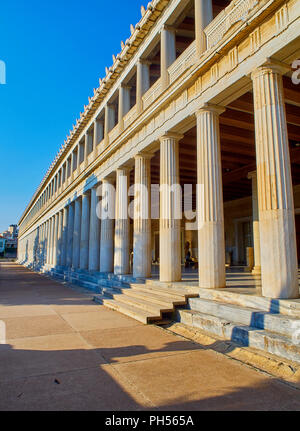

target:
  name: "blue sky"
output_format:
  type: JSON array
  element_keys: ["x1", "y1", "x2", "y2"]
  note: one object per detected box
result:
[{"x1": 0, "y1": 0, "x2": 144, "y2": 232}]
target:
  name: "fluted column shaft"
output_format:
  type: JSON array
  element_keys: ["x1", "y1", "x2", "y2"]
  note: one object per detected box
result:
[
  {"x1": 114, "y1": 168, "x2": 130, "y2": 275},
  {"x1": 118, "y1": 86, "x2": 131, "y2": 132},
  {"x1": 195, "y1": 0, "x2": 213, "y2": 56},
  {"x1": 252, "y1": 64, "x2": 299, "y2": 299},
  {"x1": 248, "y1": 171, "x2": 261, "y2": 274},
  {"x1": 47, "y1": 217, "x2": 53, "y2": 265},
  {"x1": 100, "y1": 178, "x2": 115, "y2": 273},
  {"x1": 80, "y1": 192, "x2": 90, "y2": 270},
  {"x1": 52, "y1": 213, "x2": 59, "y2": 267},
  {"x1": 66, "y1": 203, "x2": 75, "y2": 267},
  {"x1": 60, "y1": 207, "x2": 68, "y2": 267},
  {"x1": 160, "y1": 133, "x2": 182, "y2": 282},
  {"x1": 56, "y1": 210, "x2": 63, "y2": 267},
  {"x1": 89, "y1": 186, "x2": 100, "y2": 271},
  {"x1": 161, "y1": 26, "x2": 176, "y2": 90},
  {"x1": 136, "y1": 60, "x2": 150, "y2": 114},
  {"x1": 72, "y1": 198, "x2": 82, "y2": 269},
  {"x1": 196, "y1": 105, "x2": 226, "y2": 289},
  {"x1": 133, "y1": 153, "x2": 152, "y2": 278}
]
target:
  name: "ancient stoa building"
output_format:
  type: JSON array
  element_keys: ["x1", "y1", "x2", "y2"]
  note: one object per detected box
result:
[{"x1": 18, "y1": 0, "x2": 300, "y2": 358}]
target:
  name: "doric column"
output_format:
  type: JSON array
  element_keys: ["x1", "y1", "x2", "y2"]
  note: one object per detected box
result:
[
  {"x1": 47, "y1": 217, "x2": 53, "y2": 265},
  {"x1": 104, "y1": 104, "x2": 116, "y2": 146},
  {"x1": 196, "y1": 104, "x2": 226, "y2": 289},
  {"x1": 133, "y1": 153, "x2": 152, "y2": 278},
  {"x1": 100, "y1": 177, "x2": 115, "y2": 273},
  {"x1": 248, "y1": 171, "x2": 261, "y2": 274},
  {"x1": 161, "y1": 25, "x2": 176, "y2": 90},
  {"x1": 52, "y1": 213, "x2": 59, "y2": 267},
  {"x1": 194, "y1": 0, "x2": 213, "y2": 56},
  {"x1": 136, "y1": 60, "x2": 150, "y2": 114},
  {"x1": 80, "y1": 192, "x2": 90, "y2": 270},
  {"x1": 251, "y1": 62, "x2": 299, "y2": 299},
  {"x1": 89, "y1": 185, "x2": 101, "y2": 271},
  {"x1": 56, "y1": 210, "x2": 63, "y2": 267},
  {"x1": 60, "y1": 207, "x2": 68, "y2": 267},
  {"x1": 114, "y1": 168, "x2": 130, "y2": 275},
  {"x1": 118, "y1": 85, "x2": 131, "y2": 132},
  {"x1": 66, "y1": 203, "x2": 75, "y2": 267},
  {"x1": 160, "y1": 133, "x2": 183, "y2": 282},
  {"x1": 72, "y1": 198, "x2": 82, "y2": 269},
  {"x1": 93, "y1": 119, "x2": 104, "y2": 155}
]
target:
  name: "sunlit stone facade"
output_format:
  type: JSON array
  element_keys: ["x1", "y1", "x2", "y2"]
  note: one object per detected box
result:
[{"x1": 18, "y1": 0, "x2": 300, "y2": 300}]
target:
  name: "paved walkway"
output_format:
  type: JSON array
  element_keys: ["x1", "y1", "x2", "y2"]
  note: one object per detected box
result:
[{"x1": 0, "y1": 261, "x2": 299, "y2": 411}]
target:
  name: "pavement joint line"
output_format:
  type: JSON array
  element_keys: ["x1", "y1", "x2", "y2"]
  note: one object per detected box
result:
[
  {"x1": 0, "y1": 365, "x2": 115, "y2": 385},
  {"x1": 161, "y1": 323, "x2": 300, "y2": 392}
]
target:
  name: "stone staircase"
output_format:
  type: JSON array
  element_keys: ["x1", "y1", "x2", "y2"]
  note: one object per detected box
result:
[
  {"x1": 46, "y1": 267, "x2": 199, "y2": 325},
  {"x1": 93, "y1": 279, "x2": 199, "y2": 324},
  {"x1": 176, "y1": 288, "x2": 300, "y2": 363}
]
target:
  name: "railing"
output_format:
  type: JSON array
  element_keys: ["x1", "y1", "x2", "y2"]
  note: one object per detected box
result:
[
  {"x1": 108, "y1": 123, "x2": 120, "y2": 145},
  {"x1": 168, "y1": 40, "x2": 196, "y2": 85},
  {"x1": 205, "y1": 0, "x2": 259, "y2": 50},
  {"x1": 123, "y1": 104, "x2": 137, "y2": 130},
  {"x1": 142, "y1": 78, "x2": 162, "y2": 110}
]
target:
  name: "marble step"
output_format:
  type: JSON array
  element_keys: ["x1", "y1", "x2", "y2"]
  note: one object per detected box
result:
[
  {"x1": 105, "y1": 286, "x2": 177, "y2": 308},
  {"x1": 102, "y1": 287, "x2": 175, "y2": 313},
  {"x1": 93, "y1": 295, "x2": 161, "y2": 324},
  {"x1": 131, "y1": 283, "x2": 199, "y2": 301},
  {"x1": 188, "y1": 298, "x2": 300, "y2": 340},
  {"x1": 105, "y1": 290, "x2": 173, "y2": 315},
  {"x1": 176, "y1": 309, "x2": 300, "y2": 363},
  {"x1": 197, "y1": 288, "x2": 300, "y2": 317}
]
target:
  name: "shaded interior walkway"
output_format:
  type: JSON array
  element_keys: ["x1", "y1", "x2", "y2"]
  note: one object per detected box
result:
[{"x1": 0, "y1": 262, "x2": 300, "y2": 411}]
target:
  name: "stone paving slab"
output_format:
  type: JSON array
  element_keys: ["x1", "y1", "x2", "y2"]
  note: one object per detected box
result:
[
  {"x1": 80, "y1": 325, "x2": 202, "y2": 364},
  {"x1": 0, "y1": 262, "x2": 300, "y2": 411}
]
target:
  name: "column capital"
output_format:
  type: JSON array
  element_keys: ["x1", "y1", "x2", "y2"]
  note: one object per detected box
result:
[
  {"x1": 160, "y1": 24, "x2": 176, "y2": 33},
  {"x1": 138, "y1": 58, "x2": 151, "y2": 66},
  {"x1": 196, "y1": 103, "x2": 226, "y2": 116},
  {"x1": 159, "y1": 132, "x2": 184, "y2": 143},
  {"x1": 247, "y1": 170, "x2": 257, "y2": 180},
  {"x1": 101, "y1": 175, "x2": 115, "y2": 184},
  {"x1": 251, "y1": 58, "x2": 290, "y2": 80},
  {"x1": 134, "y1": 151, "x2": 155, "y2": 160}
]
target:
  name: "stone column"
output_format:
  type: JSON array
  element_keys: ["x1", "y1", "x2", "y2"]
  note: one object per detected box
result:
[
  {"x1": 251, "y1": 62, "x2": 299, "y2": 299},
  {"x1": 72, "y1": 198, "x2": 82, "y2": 269},
  {"x1": 93, "y1": 119, "x2": 104, "y2": 156},
  {"x1": 52, "y1": 213, "x2": 59, "y2": 267},
  {"x1": 89, "y1": 185, "x2": 101, "y2": 271},
  {"x1": 118, "y1": 85, "x2": 131, "y2": 132},
  {"x1": 60, "y1": 207, "x2": 68, "y2": 267},
  {"x1": 248, "y1": 171, "x2": 261, "y2": 275},
  {"x1": 66, "y1": 203, "x2": 75, "y2": 267},
  {"x1": 196, "y1": 104, "x2": 226, "y2": 289},
  {"x1": 114, "y1": 168, "x2": 130, "y2": 275},
  {"x1": 80, "y1": 192, "x2": 90, "y2": 270},
  {"x1": 100, "y1": 177, "x2": 115, "y2": 273},
  {"x1": 160, "y1": 133, "x2": 183, "y2": 282},
  {"x1": 161, "y1": 25, "x2": 176, "y2": 90},
  {"x1": 104, "y1": 104, "x2": 116, "y2": 146},
  {"x1": 47, "y1": 217, "x2": 53, "y2": 265},
  {"x1": 136, "y1": 60, "x2": 150, "y2": 114},
  {"x1": 56, "y1": 210, "x2": 63, "y2": 267},
  {"x1": 133, "y1": 153, "x2": 152, "y2": 278},
  {"x1": 194, "y1": 0, "x2": 213, "y2": 56}
]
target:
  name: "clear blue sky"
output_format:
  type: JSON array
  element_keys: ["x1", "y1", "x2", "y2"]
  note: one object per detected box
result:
[{"x1": 0, "y1": 0, "x2": 144, "y2": 232}]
